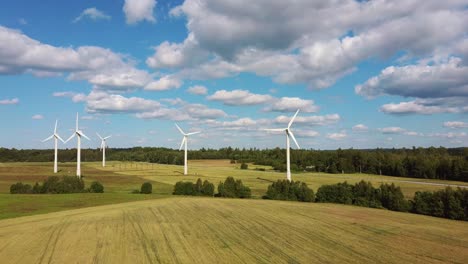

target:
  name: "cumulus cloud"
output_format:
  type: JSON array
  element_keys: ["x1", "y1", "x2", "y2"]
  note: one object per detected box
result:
[
  {"x1": 144, "y1": 75, "x2": 182, "y2": 91},
  {"x1": 380, "y1": 100, "x2": 460, "y2": 115},
  {"x1": 0, "y1": 26, "x2": 154, "y2": 90},
  {"x1": 444, "y1": 121, "x2": 468, "y2": 128},
  {"x1": 0, "y1": 98, "x2": 19, "y2": 105},
  {"x1": 295, "y1": 130, "x2": 320, "y2": 138},
  {"x1": 263, "y1": 97, "x2": 319, "y2": 113},
  {"x1": 79, "y1": 91, "x2": 161, "y2": 113},
  {"x1": 327, "y1": 131, "x2": 347, "y2": 140},
  {"x1": 73, "y1": 7, "x2": 111, "y2": 23},
  {"x1": 123, "y1": 0, "x2": 156, "y2": 24},
  {"x1": 154, "y1": 0, "x2": 468, "y2": 89},
  {"x1": 275, "y1": 114, "x2": 340, "y2": 126},
  {"x1": 32, "y1": 114, "x2": 44, "y2": 120},
  {"x1": 187, "y1": 85, "x2": 208, "y2": 95},
  {"x1": 352, "y1": 124, "x2": 368, "y2": 132},
  {"x1": 378, "y1": 127, "x2": 421, "y2": 136},
  {"x1": 207, "y1": 89, "x2": 273, "y2": 106}
]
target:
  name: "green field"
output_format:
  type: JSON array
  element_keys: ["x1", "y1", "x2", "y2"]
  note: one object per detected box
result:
[
  {"x1": 0, "y1": 197, "x2": 467, "y2": 263},
  {"x1": 1, "y1": 160, "x2": 468, "y2": 263},
  {"x1": 1, "y1": 160, "x2": 468, "y2": 219}
]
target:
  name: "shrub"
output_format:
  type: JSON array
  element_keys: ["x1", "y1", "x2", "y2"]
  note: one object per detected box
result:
[
  {"x1": 240, "y1": 163, "x2": 248, "y2": 170},
  {"x1": 411, "y1": 187, "x2": 467, "y2": 220},
  {"x1": 352, "y1": 181, "x2": 381, "y2": 208},
  {"x1": 263, "y1": 180, "x2": 314, "y2": 202},
  {"x1": 10, "y1": 182, "x2": 32, "y2": 194},
  {"x1": 173, "y1": 178, "x2": 215, "y2": 196},
  {"x1": 217, "y1": 176, "x2": 251, "y2": 198},
  {"x1": 140, "y1": 182, "x2": 153, "y2": 194},
  {"x1": 378, "y1": 183, "x2": 409, "y2": 212},
  {"x1": 131, "y1": 189, "x2": 140, "y2": 194},
  {"x1": 89, "y1": 181, "x2": 104, "y2": 193},
  {"x1": 316, "y1": 182, "x2": 353, "y2": 204}
]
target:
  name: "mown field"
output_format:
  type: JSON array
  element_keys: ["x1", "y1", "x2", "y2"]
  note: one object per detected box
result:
[
  {"x1": 0, "y1": 197, "x2": 467, "y2": 263},
  {"x1": 1, "y1": 160, "x2": 468, "y2": 219}
]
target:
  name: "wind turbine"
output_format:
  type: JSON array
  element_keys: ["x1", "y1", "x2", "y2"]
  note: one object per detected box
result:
[
  {"x1": 175, "y1": 124, "x2": 200, "y2": 175},
  {"x1": 65, "y1": 113, "x2": 90, "y2": 178},
  {"x1": 42, "y1": 120, "x2": 65, "y2": 173},
  {"x1": 265, "y1": 109, "x2": 301, "y2": 181},
  {"x1": 97, "y1": 133, "x2": 111, "y2": 167}
]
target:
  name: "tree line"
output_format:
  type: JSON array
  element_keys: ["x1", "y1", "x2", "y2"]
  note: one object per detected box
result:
[{"x1": 1, "y1": 146, "x2": 467, "y2": 181}]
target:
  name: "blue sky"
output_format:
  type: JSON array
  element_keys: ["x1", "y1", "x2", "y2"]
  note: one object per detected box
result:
[{"x1": 0, "y1": 0, "x2": 467, "y2": 150}]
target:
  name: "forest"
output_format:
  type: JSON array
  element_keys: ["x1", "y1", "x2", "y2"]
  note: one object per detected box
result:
[{"x1": 0, "y1": 146, "x2": 467, "y2": 182}]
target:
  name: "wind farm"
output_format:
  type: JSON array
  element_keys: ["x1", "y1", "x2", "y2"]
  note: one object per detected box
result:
[{"x1": 1, "y1": 1, "x2": 468, "y2": 263}]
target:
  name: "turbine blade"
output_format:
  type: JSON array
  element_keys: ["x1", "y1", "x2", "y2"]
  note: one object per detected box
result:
[
  {"x1": 104, "y1": 135, "x2": 111, "y2": 140},
  {"x1": 96, "y1": 132, "x2": 103, "y2": 140},
  {"x1": 42, "y1": 135, "x2": 54, "y2": 142},
  {"x1": 54, "y1": 120, "x2": 58, "y2": 133},
  {"x1": 288, "y1": 109, "x2": 300, "y2": 129},
  {"x1": 55, "y1": 134, "x2": 65, "y2": 143},
  {"x1": 288, "y1": 130, "x2": 300, "y2": 149},
  {"x1": 64, "y1": 133, "x2": 75, "y2": 143},
  {"x1": 78, "y1": 131, "x2": 91, "y2": 141},
  {"x1": 175, "y1": 123, "x2": 185, "y2": 135},
  {"x1": 179, "y1": 137, "x2": 186, "y2": 151},
  {"x1": 186, "y1": 131, "x2": 201, "y2": 136},
  {"x1": 264, "y1": 128, "x2": 286, "y2": 132},
  {"x1": 76, "y1": 113, "x2": 79, "y2": 131}
]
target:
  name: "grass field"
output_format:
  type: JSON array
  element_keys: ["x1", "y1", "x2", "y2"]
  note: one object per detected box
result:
[
  {"x1": 0, "y1": 197, "x2": 467, "y2": 263},
  {"x1": 1, "y1": 160, "x2": 468, "y2": 220}
]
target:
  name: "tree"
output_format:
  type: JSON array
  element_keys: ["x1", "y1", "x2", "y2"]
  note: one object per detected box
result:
[
  {"x1": 89, "y1": 181, "x2": 104, "y2": 193},
  {"x1": 140, "y1": 182, "x2": 152, "y2": 194},
  {"x1": 240, "y1": 162, "x2": 248, "y2": 170}
]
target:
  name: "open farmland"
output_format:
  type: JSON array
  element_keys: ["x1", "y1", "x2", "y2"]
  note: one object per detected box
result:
[
  {"x1": 1, "y1": 160, "x2": 468, "y2": 219},
  {"x1": 0, "y1": 197, "x2": 467, "y2": 263}
]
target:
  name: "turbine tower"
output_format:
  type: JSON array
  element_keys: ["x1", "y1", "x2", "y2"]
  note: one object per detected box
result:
[
  {"x1": 42, "y1": 120, "x2": 65, "y2": 173},
  {"x1": 265, "y1": 109, "x2": 301, "y2": 181},
  {"x1": 65, "y1": 113, "x2": 90, "y2": 178},
  {"x1": 97, "y1": 133, "x2": 111, "y2": 167},
  {"x1": 175, "y1": 124, "x2": 200, "y2": 175}
]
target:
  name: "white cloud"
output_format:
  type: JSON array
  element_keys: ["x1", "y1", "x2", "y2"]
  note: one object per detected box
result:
[
  {"x1": 352, "y1": 124, "x2": 368, "y2": 132},
  {"x1": 144, "y1": 75, "x2": 182, "y2": 91},
  {"x1": 0, "y1": 26, "x2": 155, "y2": 90},
  {"x1": 32, "y1": 114, "x2": 44, "y2": 120},
  {"x1": 356, "y1": 58, "x2": 468, "y2": 99},
  {"x1": 380, "y1": 100, "x2": 460, "y2": 115},
  {"x1": 82, "y1": 91, "x2": 161, "y2": 113},
  {"x1": 428, "y1": 132, "x2": 467, "y2": 139},
  {"x1": 378, "y1": 127, "x2": 407, "y2": 134},
  {"x1": 263, "y1": 97, "x2": 319, "y2": 113},
  {"x1": 123, "y1": 0, "x2": 156, "y2": 24},
  {"x1": 275, "y1": 114, "x2": 340, "y2": 126},
  {"x1": 295, "y1": 130, "x2": 319, "y2": 138},
  {"x1": 207, "y1": 89, "x2": 273, "y2": 106},
  {"x1": 0, "y1": 98, "x2": 19, "y2": 105},
  {"x1": 444, "y1": 121, "x2": 468, "y2": 128},
  {"x1": 187, "y1": 85, "x2": 208, "y2": 95},
  {"x1": 327, "y1": 131, "x2": 347, "y2": 140},
  {"x1": 74, "y1": 7, "x2": 111, "y2": 23}
]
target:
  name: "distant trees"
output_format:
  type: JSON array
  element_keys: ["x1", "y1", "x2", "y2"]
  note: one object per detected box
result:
[
  {"x1": 1, "y1": 146, "x2": 466, "y2": 181},
  {"x1": 217, "y1": 176, "x2": 251, "y2": 198},
  {"x1": 316, "y1": 181, "x2": 409, "y2": 212},
  {"x1": 412, "y1": 187, "x2": 468, "y2": 220},
  {"x1": 173, "y1": 178, "x2": 215, "y2": 196},
  {"x1": 9, "y1": 176, "x2": 102, "y2": 194},
  {"x1": 263, "y1": 180, "x2": 314, "y2": 202},
  {"x1": 140, "y1": 182, "x2": 153, "y2": 194}
]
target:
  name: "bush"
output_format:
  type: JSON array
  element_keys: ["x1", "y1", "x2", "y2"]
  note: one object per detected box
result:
[
  {"x1": 378, "y1": 183, "x2": 409, "y2": 212},
  {"x1": 263, "y1": 180, "x2": 314, "y2": 202},
  {"x1": 140, "y1": 182, "x2": 153, "y2": 194},
  {"x1": 411, "y1": 187, "x2": 467, "y2": 220},
  {"x1": 173, "y1": 178, "x2": 215, "y2": 196},
  {"x1": 217, "y1": 176, "x2": 251, "y2": 198},
  {"x1": 89, "y1": 181, "x2": 104, "y2": 193},
  {"x1": 10, "y1": 182, "x2": 32, "y2": 194},
  {"x1": 240, "y1": 163, "x2": 248, "y2": 170},
  {"x1": 316, "y1": 182, "x2": 353, "y2": 204},
  {"x1": 131, "y1": 189, "x2": 140, "y2": 194}
]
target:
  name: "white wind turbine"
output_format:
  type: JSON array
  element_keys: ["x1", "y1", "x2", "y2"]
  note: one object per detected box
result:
[
  {"x1": 265, "y1": 109, "x2": 301, "y2": 181},
  {"x1": 175, "y1": 124, "x2": 201, "y2": 175},
  {"x1": 42, "y1": 120, "x2": 65, "y2": 173},
  {"x1": 65, "y1": 113, "x2": 90, "y2": 178},
  {"x1": 97, "y1": 133, "x2": 111, "y2": 167}
]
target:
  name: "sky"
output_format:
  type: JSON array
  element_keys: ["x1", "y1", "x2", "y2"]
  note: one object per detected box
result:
[{"x1": 0, "y1": 0, "x2": 467, "y2": 150}]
